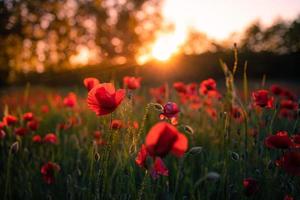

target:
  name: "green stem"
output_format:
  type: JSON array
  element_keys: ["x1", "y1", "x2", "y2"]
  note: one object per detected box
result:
[{"x1": 4, "y1": 149, "x2": 13, "y2": 200}]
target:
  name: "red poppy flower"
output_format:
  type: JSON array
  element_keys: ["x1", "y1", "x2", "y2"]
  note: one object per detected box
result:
[
  {"x1": 44, "y1": 133, "x2": 58, "y2": 144},
  {"x1": 23, "y1": 112, "x2": 34, "y2": 121},
  {"x1": 3, "y1": 115, "x2": 18, "y2": 126},
  {"x1": 110, "y1": 119, "x2": 123, "y2": 130},
  {"x1": 284, "y1": 195, "x2": 294, "y2": 200},
  {"x1": 132, "y1": 121, "x2": 139, "y2": 129},
  {"x1": 135, "y1": 144, "x2": 149, "y2": 168},
  {"x1": 243, "y1": 178, "x2": 259, "y2": 196},
  {"x1": 41, "y1": 162, "x2": 60, "y2": 184},
  {"x1": 206, "y1": 108, "x2": 217, "y2": 121},
  {"x1": 207, "y1": 90, "x2": 222, "y2": 99},
  {"x1": 123, "y1": 76, "x2": 142, "y2": 90},
  {"x1": 63, "y1": 92, "x2": 77, "y2": 108},
  {"x1": 186, "y1": 83, "x2": 198, "y2": 95},
  {"x1": 41, "y1": 105, "x2": 49, "y2": 113},
  {"x1": 292, "y1": 135, "x2": 300, "y2": 148},
  {"x1": 280, "y1": 100, "x2": 298, "y2": 110},
  {"x1": 15, "y1": 127, "x2": 28, "y2": 136},
  {"x1": 83, "y1": 77, "x2": 100, "y2": 91},
  {"x1": 173, "y1": 82, "x2": 187, "y2": 94},
  {"x1": 0, "y1": 130, "x2": 6, "y2": 139},
  {"x1": 276, "y1": 151, "x2": 300, "y2": 176},
  {"x1": 27, "y1": 119, "x2": 39, "y2": 131},
  {"x1": 283, "y1": 90, "x2": 296, "y2": 101},
  {"x1": 270, "y1": 84, "x2": 283, "y2": 96},
  {"x1": 149, "y1": 85, "x2": 166, "y2": 104},
  {"x1": 87, "y1": 83, "x2": 125, "y2": 116},
  {"x1": 94, "y1": 131, "x2": 102, "y2": 140},
  {"x1": 160, "y1": 102, "x2": 180, "y2": 119},
  {"x1": 93, "y1": 130, "x2": 106, "y2": 146},
  {"x1": 264, "y1": 131, "x2": 293, "y2": 149},
  {"x1": 231, "y1": 107, "x2": 244, "y2": 123},
  {"x1": 150, "y1": 157, "x2": 169, "y2": 179},
  {"x1": 32, "y1": 135, "x2": 42, "y2": 143},
  {"x1": 252, "y1": 90, "x2": 273, "y2": 108},
  {"x1": 0, "y1": 121, "x2": 5, "y2": 130},
  {"x1": 199, "y1": 78, "x2": 217, "y2": 95},
  {"x1": 58, "y1": 122, "x2": 68, "y2": 131},
  {"x1": 145, "y1": 122, "x2": 188, "y2": 158}
]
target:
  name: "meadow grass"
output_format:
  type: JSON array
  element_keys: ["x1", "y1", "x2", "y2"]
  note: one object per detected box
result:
[{"x1": 0, "y1": 58, "x2": 299, "y2": 200}]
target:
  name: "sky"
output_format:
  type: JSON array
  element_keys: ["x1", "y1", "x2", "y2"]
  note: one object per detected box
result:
[{"x1": 162, "y1": 0, "x2": 300, "y2": 40}]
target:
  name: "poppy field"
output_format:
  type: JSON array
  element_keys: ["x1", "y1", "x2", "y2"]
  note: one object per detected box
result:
[{"x1": 0, "y1": 62, "x2": 300, "y2": 200}]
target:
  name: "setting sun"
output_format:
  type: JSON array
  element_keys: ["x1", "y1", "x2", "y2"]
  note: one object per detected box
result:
[
  {"x1": 151, "y1": 30, "x2": 187, "y2": 61},
  {"x1": 137, "y1": 25, "x2": 188, "y2": 64}
]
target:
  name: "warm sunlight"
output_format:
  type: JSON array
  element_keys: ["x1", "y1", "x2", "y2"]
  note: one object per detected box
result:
[
  {"x1": 162, "y1": 0, "x2": 300, "y2": 40},
  {"x1": 137, "y1": 25, "x2": 188, "y2": 64},
  {"x1": 69, "y1": 45, "x2": 99, "y2": 67},
  {"x1": 151, "y1": 29, "x2": 187, "y2": 61}
]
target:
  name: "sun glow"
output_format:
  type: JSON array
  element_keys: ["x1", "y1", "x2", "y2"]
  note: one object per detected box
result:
[
  {"x1": 136, "y1": 0, "x2": 300, "y2": 65},
  {"x1": 151, "y1": 30, "x2": 187, "y2": 61},
  {"x1": 70, "y1": 45, "x2": 100, "y2": 67},
  {"x1": 137, "y1": 25, "x2": 188, "y2": 64}
]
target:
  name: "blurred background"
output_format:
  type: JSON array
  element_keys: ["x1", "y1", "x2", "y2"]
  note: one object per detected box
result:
[{"x1": 0, "y1": 0, "x2": 300, "y2": 86}]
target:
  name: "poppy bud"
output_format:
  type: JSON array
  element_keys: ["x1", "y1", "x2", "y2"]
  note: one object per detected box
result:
[
  {"x1": 188, "y1": 146, "x2": 203, "y2": 155},
  {"x1": 10, "y1": 141, "x2": 19, "y2": 154},
  {"x1": 206, "y1": 172, "x2": 220, "y2": 181}
]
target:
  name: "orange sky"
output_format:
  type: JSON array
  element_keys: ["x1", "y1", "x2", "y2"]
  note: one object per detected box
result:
[
  {"x1": 135, "y1": 0, "x2": 300, "y2": 63},
  {"x1": 162, "y1": 0, "x2": 300, "y2": 40}
]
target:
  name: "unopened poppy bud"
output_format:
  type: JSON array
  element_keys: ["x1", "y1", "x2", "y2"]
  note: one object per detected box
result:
[
  {"x1": 184, "y1": 125, "x2": 194, "y2": 135},
  {"x1": 188, "y1": 146, "x2": 203, "y2": 155},
  {"x1": 94, "y1": 152, "x2": 100, "y2": 161},
  {"x1": 151, "y1": 103, "x2": 164, "y2": 112},
  {"x1": 231, "y1": 152, "x2": 240, "y2": 161},
  {"x1": 10, "y1": 141, "x2": 19, "y2": 154},
  {"x1": 206, "y1": 172, "x2": 220, "y2": 181}
]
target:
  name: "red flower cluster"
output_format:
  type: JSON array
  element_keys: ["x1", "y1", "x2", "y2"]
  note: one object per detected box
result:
[
  {"x1": 87, "y1": 83, "x2": 125, "y2": 116},
  {"x1": 23, "y1": 112, "x2": 39, "y2": 131},
  {"x1": 3, "y1": 115, "x2": 18, "y2": 126},
  {"x1": 243, "y1": 178, "x2": 259, "y2": 196},
  {"x1": 28, "y1": 119, "x2": 39, "y2": 131},
  {"x1": 173, "y1": 82, "x2": 187, "y2": 94},
  {"x1": 199, "y1": 79, "x2": 216, "y2": 95},
  {"x1": 270, "y1": 84, "x2": 296, "y2": 100},
  {"x1": 41, "y1": 162, "x2": 60, "y2": 184},
  {"x1": 93, "y1": 130, "x2": 106, "y2": 146},
  {"x1": 149, "y1": 85, "x2": 166, "y2": 104},
  {"x1": 270, "y1": 84, "x2": 298, "y2": 120},
  {"x1": 32, "y1": 133, "x2": 58, "y2": 144},
  {"x1": 84, "y1": 77, "x2": 100, "y2": 91},
  {"x1": 199, "y1": 78, "x2": 220, "y2": 98},
  {"x1": 252, "y1": 90, "x2": 274, "y2": 108},
  {"x1": 23, "y1": 112, "x2": 34, "y2": 121},
  {"x1": 276, "y1": 151, "x2": 300, "y2": 176},
  {"x1": 110, "y1": 119, "x2": 123, "y2": 130},
  {"x1": 264, "y1": 130, "x2": 300, "y2": 176},
  {"x1": 172, "y1": 79, "x2": 221, "y2": 121},
  {"x1": 279, "y1": 99, "x2": 298, "y2": 120},
  {"x1": 15, "y1": 127, "x2": 28, "y2": 136},
  {"x1": 44, "y1": 133, "x2": 58, "y2": 144},
  {"x1": 63, "y1": 92, "x2": 77, "y2": 108},
  {"x1": 264, "y1": 131, "x2": 294, "y2": 149},
  {"x1": 32, "y1": 135, "x2": 42, "y2": 143},
  {"x1": 123, "y1": 76, "x2": 142, "y2": 90}
]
